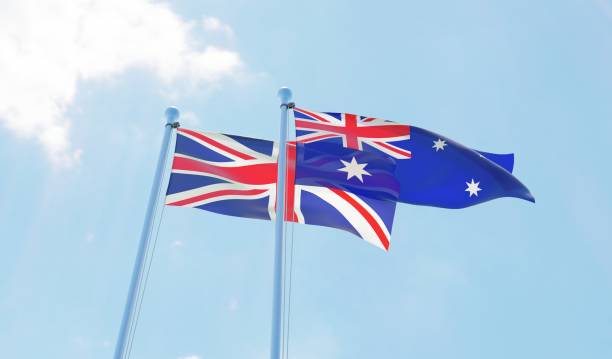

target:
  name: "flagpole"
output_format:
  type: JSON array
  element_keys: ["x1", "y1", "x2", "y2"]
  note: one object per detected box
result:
[
  {"x1": 270, "y1": 87, "x2": 293, "y2": 359},
  {"x1": 113, "y1": 107, "x2": 180, "y2": 359}
]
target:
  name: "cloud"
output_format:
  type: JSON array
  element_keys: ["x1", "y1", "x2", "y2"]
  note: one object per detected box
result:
[
  {"x1": 178, "y1": 356, "x2": 201, "y2": 359},
  {"x1": 203, "y1": 17, "x2": 235, "y2": 38},
  {"x1": 179, "y1": 111, "x2": 201, "y2": 127},
  {"x1": 0, "y1": 1, "x2": 242, "y2": 167}
]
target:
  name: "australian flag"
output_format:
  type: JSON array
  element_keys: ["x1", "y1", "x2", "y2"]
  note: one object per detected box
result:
[
  {"x1": 165, "y1": 128, "x2": 398, "y2": 250},
  {"x1": 294, "y1": 107, "x2": 535, "y2": 208}
]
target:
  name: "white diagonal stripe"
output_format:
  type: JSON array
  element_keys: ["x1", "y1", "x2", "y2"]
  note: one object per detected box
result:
[
  {"x1": 178, "y1": 131, "x2": 276, "y2": 161},
  {"x1": 165, "y1": 182, "x2": 273, "y2": 205},
  {"x1": 299, "y1": 185, "x2": 389, "y2": 250},
  {"x1": 174, "y1": 153, "x2": 275, "y2": 167}
]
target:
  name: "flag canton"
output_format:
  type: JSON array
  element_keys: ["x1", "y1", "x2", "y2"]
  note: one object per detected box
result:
[
  {"x1": 294, "y1": 107, "x2": 412, "y2": 159},
  {"x1": 166, "y1": 128, "x2": 278, "y2": 220}
]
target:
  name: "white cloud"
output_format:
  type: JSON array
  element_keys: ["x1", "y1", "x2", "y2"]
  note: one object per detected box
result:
[
  {"x1": 0, "y1": 1, "x2": 242, "y2": 167},
  {"x1": 178, "y1": 356, "x2": 201, "y2": 359},
  {"x1": 179, "y1": 111, "x2": 200, "y2": 127},
  {"x1": 203, "y1": 16, "x2": 235, "y2": 38}
]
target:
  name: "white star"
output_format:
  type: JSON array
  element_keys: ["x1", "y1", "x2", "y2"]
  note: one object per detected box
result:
[
  {"x1": 465, "y1": 179, "x2": 482, "y2": 197},
  {"x1": 338, "y1": 157, "x2": 371, "y2": 183},
  {"x1": 433, "y1": 138, "x2": 447, "y2": 151}
]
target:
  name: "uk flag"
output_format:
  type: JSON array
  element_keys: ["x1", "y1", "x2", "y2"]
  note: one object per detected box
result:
[
  {"x1": 294, "y1": 107, "x2": 412, "y2": 159},
  {"x1": 165, "y1": 128, "x2": 398, "y2": 250}
]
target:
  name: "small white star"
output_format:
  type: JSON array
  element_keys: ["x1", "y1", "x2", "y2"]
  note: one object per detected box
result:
[
  {"x1": 338, "y1": 157, "x2": 371, "y2": 183},
  {"x1": 433, "y1": 138, "x2": 447, "y2": 151},
  {"x1": 465, "y1": 179, "x2": 482, "y2": 197}
]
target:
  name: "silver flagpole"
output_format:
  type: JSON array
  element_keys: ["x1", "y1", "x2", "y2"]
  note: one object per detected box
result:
[
  {"x1": 270, "y1": 87, "x2": 293, "y2": 359},
  {"x1": 113, "y1": 107, "x2": 180, "y2": 359}
]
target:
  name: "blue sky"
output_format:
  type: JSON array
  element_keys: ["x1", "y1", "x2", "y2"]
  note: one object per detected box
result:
[{"x1": 1, "y1": 0, "x2": 611, "y2": 358}]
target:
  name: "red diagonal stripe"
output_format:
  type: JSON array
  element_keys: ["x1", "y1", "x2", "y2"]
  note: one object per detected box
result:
[
  {"x1": 297, "y1": 133, "x2": 338, "y2": 143},
  {"x1": 293, "y1": 107, "x2": 332, "y2": 123},
  {"x1": 372, "y1": 141, "x2": 412, "y2": 158},
  {"x1": 178, "y1": 128, "x2": 256, "y2": 160},
  {"x1": 329, "y1": 188, "x2": 390, "y2": 251},
  {"x1": 173, "y1": 156, "x2": 276, "y2": 185}
]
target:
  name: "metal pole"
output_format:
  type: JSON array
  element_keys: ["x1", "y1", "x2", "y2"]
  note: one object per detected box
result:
[
  {"x1": 270, "y1": 87, "x2": 292, "y2": 359},
  {"x1": 113, "y1": 107, "x2": 180, "y2": 359}
]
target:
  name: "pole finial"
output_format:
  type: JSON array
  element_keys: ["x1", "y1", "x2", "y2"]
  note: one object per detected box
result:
[
  {"x1": 164, "y1": 107, "x2": 180, "y2": 124},
  {"x1": 277, "y1": 87, "x2": 293, "y2": 106}
]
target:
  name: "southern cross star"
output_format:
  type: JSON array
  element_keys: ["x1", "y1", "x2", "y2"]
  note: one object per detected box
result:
[
  {"x1": 432, "y1": 138, "x2": 447, "y2": 151},
  {"x1": 338, "y1": 157, "x2": 371, "y2": 183},
  {"x1": 465, "y1": 179, "x2": 482, "y2": 197}
]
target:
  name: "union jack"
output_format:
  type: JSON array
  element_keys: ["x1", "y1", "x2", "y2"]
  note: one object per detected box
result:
[
  {"x1": 165, "y1": 128, "x2": 396, "y2": 250},
  {"x1": 294, "y1": 107, "x2": 412, "y2": 160}
]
